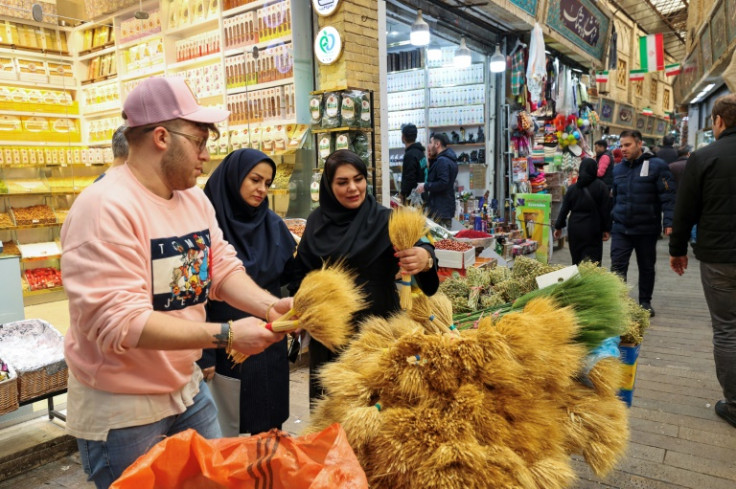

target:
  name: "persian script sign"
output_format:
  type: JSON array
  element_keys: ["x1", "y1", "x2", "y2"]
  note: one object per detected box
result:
[{"x1": 559, "y1": 0, "x2": 601, "y2": 47}]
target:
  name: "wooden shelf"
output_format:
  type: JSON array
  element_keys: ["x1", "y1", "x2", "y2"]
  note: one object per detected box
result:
[
  {"x1": 23, "y1": 285, "x2": 64, "y2": 297},
  {"x1": 312, "y1": 127, "x2": 373, "y2": 134},
  {"x1": 0, "y1": 222, "x2": 63, "y2": 231},
  {"x1": 77, "y1": 44, "x2": 116, "y2": 62},
  {"x1": 0, "y1": 46, "x2": 71, "y2": 62},
  {"x1": 311, "y1": 86, "x2": 370, "y2": 95},
  {"x1": 81, "y1": 75, "x2": 118, "y2": 86},
  {"x1": 164, "y1": 17, "x2": 220, "y2": 37},
  {"x1": 226, "y1": 77, "x2": 294, "y2": 95}
]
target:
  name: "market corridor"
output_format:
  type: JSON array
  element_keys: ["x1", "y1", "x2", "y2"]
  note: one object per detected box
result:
[{"x1": 0, "y1": 239, "x2": 734, "y2": 488}]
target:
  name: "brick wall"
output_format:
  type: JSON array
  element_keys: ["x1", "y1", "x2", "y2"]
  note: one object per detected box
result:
[{"x1": 317, "y1": 0, "x2": 382, "y2": 191}]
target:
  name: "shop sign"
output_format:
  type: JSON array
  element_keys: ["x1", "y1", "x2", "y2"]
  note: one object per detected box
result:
[
  {"x1": 546, "y1": 0, "x2": 610, "y2": 60},
  {"x1": 312, "y1": 0, "x2": 340, "y2": 17},
  {"x1": 314, "y1": 26, "x2": 343, "y2": 65},
  {"x1": 509, "y1": 0, "x2": 538, "y2": 16}
]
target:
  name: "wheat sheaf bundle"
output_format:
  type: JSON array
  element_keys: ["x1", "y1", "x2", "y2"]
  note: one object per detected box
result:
[
  {"x1": 388, "y1": 207, "x2": 428, "y2": 311},
  {"x1": 228, "y1": 263, "x2": 366, "y2": 363}
]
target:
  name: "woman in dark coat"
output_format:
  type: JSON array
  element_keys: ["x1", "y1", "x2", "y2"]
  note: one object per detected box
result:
[
  {"x1": 198, "y1": 149, "x2": 296, "y2": 436},
  {"x1": 290, "y1": 150, "x2": 439, "y2": 402},
  {"x1": 554, "y1": 158, "x2": 612, "y2": 265}
]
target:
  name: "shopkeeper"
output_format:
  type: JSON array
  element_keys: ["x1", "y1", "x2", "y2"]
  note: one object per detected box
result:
[
  {"x1": 60, "y1": 77, "x2": 291, "y2": 489},
  {"x1": 290, "y1": 149, "x2": 440, "y2": 403}
]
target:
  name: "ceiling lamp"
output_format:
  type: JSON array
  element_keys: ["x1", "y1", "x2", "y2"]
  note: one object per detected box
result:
[
  {"x1": 410, "y1": 9, "x2": 430, "y2": 46},
  {"x1": 454, "y1": 37, "x2": 472, "y2": 68},
  {"x1": 490, "y1": 45, "x2": 506, "y2": 73}
]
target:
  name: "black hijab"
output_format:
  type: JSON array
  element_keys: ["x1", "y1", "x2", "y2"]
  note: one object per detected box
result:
[
  {"x1": 577, "y1": 158, "x2": 598, "y2": 188},
  {"x1": 297, "y1": 150, "x2": 392, "y2": 271},
  {"x1": 204, "y1": 149, "x2": 295, "y2": 288}
]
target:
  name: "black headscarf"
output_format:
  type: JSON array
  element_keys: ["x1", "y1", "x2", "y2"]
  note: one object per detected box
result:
[
  {"x1": 577, "y1": 158, "x2": 598, "y2": 188},
  {"x1": 297, "y1": 150, "x2": 392, "y2": 271},
  {"x1": 204, "y1": 149, "x2": 295, "y2": 288}
]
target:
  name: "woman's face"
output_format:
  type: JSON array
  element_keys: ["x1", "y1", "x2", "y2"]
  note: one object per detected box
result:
[
  {"x1": 240, "y1": 162, "x2": 274, "y2": 207},
  {"x1": 331, "y1": 164, "x2": 366, "y2": 209}
]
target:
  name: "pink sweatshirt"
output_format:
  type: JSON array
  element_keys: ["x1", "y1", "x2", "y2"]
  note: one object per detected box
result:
[{"x1": 61, "y1": 165, "x2": 243, "y2": 395}]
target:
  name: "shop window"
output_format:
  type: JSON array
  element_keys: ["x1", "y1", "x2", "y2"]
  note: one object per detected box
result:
[
  {"x1": 664, "y1": 88, "x2": 670, "y2": 111},
  {"x1": 650, "y1": 78, "x2": 658, "y2": 103},
  {"x1": 617, "y1": 59, "x2": 627, "y2": 89}
]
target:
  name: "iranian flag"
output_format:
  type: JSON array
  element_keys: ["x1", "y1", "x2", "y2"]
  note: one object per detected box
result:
[
  {"x1": 630, "y1": 69, "x2": 646, "y2": 81},
  {"x1": 639, "y1": 34, "x2": 665, "y2": 72},
  {"x1": 596, "y1": 71, "x2": 609, "y2": 83},
  {"x1": 642, "y1": 108, "x2": 654, "y2": 116},
  {"x1": 665, "y1": 63, "x2": 682, "y2": 76}
]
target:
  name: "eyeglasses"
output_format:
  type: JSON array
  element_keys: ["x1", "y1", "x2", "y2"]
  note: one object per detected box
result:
[{"x1": 167, "y1": 129, "x2": 209, "y2": 153}]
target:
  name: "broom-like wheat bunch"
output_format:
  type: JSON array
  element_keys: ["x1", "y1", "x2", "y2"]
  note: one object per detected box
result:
[
  {"x1": 388, "y1": 207, "x2": 428, "y2": 311},
  {"x1": 228, "y1": 263, "x2": 366, "y2": 363}
]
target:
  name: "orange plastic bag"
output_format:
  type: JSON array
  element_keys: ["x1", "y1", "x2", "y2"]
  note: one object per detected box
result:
[{"x1": 111, "y1": 423, "x2": 368, "y2": 489}]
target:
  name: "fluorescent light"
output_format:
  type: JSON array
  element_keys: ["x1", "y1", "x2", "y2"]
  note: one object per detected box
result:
[
  {"x1": 410, "y1": 9, "x2": 430, "y2": 46},
  {"x1": 490, "y1": 45, "x2": 506, "y2": 73},
  {"x1": 454, "y1": 37, "x2": 471, "y2": 68}
]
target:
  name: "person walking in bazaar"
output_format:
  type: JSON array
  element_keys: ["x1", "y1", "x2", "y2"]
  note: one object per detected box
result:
[
  {"x1": 398, "y1": 123, "x2": 427, "y2": 205},
  {"x1": 197, "y1": 148, "x2": 297, "y2": 437},
  {"x1": 610, "y1": 129, "x2": 676, "y2": 317},
  {"x1": 416, "y1": 132, "x2": 458, "y2": 228},
  {"x1": 553, "y1": 157, "x2": 611, "y2": 265},
  {"x1": 289, "y1": 149, "x2": 439, "y2": 403},
  {"x1": 593, "y1": 139, "x2": 615, "y2": 191},
  {"x1": 60, "y1": 77, "x2": 291, "y2": 489},
  {"x1": 670, "y1": 94, "x2": 736, "y2": 429}
]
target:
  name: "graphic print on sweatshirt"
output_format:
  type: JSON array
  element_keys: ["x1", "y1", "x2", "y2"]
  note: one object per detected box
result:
[{"x1": 151, "y1": 230, "x2": 212, "y2": 311}]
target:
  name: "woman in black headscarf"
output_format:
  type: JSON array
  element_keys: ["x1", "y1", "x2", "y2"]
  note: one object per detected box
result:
[
  {"x1": 290, "y1": 150, "x2": 439, "y2": 402},
  {"x1": 198, "y1": 149, "x2": 296, "y2": 436},
  {"x1": 554, "y1": 157, "x2": 612, "y2": 265}
]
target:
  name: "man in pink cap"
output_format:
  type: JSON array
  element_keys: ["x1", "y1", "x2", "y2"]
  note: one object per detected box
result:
[{"x1": 60, "y1": 77, "x2": 292, "y2": 489}]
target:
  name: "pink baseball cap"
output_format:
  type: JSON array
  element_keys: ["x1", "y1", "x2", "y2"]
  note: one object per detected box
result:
[{"x1": 123, "y1": 77, "x2": 229, "y2": 127}]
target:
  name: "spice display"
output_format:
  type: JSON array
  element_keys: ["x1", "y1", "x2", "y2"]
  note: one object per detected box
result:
[
  {"x1": 24, "y1": 267, "x2": 62, "y2": 290},
  {"x1": 454, "y1": 229, "x2": 491, "y2": 239},
  {"x1": 434, "y1": 239, "x2": 473, "y2": 251}
]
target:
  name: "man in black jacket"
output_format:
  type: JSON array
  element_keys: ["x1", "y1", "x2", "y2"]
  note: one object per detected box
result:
[
  {"x1": 417, "y1": 132, "x2": 458, "y2": 228},
  {"x1": 656, "y1": 135, "x2": 678, "y2": 164},
  {"x1": 611, "y1": 130, "x2": 676, "y2": 317},
  {"x1": 670, "y1": 94, "x2": 736, "y2": 428},
  {"x1": 399, "y1": 124, "x2": 426, "y2": 204}
]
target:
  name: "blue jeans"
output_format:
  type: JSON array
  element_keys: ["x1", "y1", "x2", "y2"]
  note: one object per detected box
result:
[{"x1": 78, "y1": 381, "x2": 221, "y2": 489}]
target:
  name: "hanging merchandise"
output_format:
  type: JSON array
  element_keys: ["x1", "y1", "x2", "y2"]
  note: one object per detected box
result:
[
  {"x1": 321, "y1": 91, "x2": 341, "y2": 128},
  {"x1": 510, "y1": 48, "x2": 525, "y2": 97},
  {"x1": 556, "y1": 66, "x2": 575, "y2": 116},
  {"x1": 526, "y1": 23, "x2": 546, "y2": 104}
]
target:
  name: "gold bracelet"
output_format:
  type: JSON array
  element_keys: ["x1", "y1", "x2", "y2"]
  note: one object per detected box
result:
[
  {"x1": 226, "y1": 320, "x2": 233, "y2": 354},
  {"x1": 266, "y1": 301, "x2": 277, "y2": 322}
]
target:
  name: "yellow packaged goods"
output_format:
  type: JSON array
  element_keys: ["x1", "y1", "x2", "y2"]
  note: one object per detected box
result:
[
  {"x1": 0, "y1": 57, "x2": 14, "y2": 79},
  {"x1": 16, "y1": 58, "x2": 46, "y2": 82}
]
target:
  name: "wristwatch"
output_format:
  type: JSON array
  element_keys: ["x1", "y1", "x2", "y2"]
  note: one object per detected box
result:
[{"x1": 423, "y1": 253, "x2": 434, "y2": 272}]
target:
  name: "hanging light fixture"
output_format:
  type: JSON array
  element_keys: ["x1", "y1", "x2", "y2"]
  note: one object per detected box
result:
[
  {"x1": 410, "y1": 9, "x2": 430, "y2": 46},
  {"x1": 490, "y1": 45, "x2": 506, "y2": 73},
  {"x1": 454, "y1": 37, "x2": 472, "y2": 68}
]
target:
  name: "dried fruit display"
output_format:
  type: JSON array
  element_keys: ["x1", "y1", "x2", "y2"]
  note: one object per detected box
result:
[
  {"x1": 0, "y1": 212, "x2": 13, "y2": 228},
  {"x1": 434, "y1": 239, "x2": 473, "y2": 251},
  {"x1": 12, "y1": 205, "x2": 56, "y2": 225},
  {"x1": 287, "y1": 224, "x2": 305, "y2": 237},
  {"x1": 2, "y1": 241, "x2": 20, "y2": 256}
]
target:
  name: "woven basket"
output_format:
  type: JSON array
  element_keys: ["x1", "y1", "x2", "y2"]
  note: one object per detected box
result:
[
  {"x1": 0, "y1": 363, "x2": 18, "y2": 415},
  {"x1": 0, "y1": 319, "x2": 67, "y2": 403},
  {"x1": 17, "y1": 364, "x2": 68, "y2": 402}
]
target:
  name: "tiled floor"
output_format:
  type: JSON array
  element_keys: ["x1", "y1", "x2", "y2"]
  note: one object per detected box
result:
[{"x1": 1, "y1": 238, "x2": 735, "y2": 488}]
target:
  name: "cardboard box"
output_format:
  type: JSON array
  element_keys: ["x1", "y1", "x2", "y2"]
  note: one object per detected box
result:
[{"x1": 435, "y1": 248, "x2": 475, "y2": 269}]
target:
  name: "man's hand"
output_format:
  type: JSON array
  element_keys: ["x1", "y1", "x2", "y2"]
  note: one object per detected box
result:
[
  {"x1": 415, "y1": 183, "x2": 425, "y2": 194},
  {"x1": 670, "y1": 255, "x2": 688, "y2": 276},
  {"x1": 396, "y1": 247, "x2": 432, "y2": 275},
  {"x1": 201, "y1": 366, "x2": 215, "y2": 381},
  {"x1": 553, "y1": 229, "x2": 561, "y2": 240},
  {"x1": 602, "y1": 232, "x2": 610, "y2": 242},
  {"x1": 231, "y1": 317, "x2": 286, "y2": 355},
  {"x1": 269, "y1": 297, "x2": 293, "y2": 321},
  {"x1": 664, "y1": 227, "x2": 673, "y2": 236}
]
